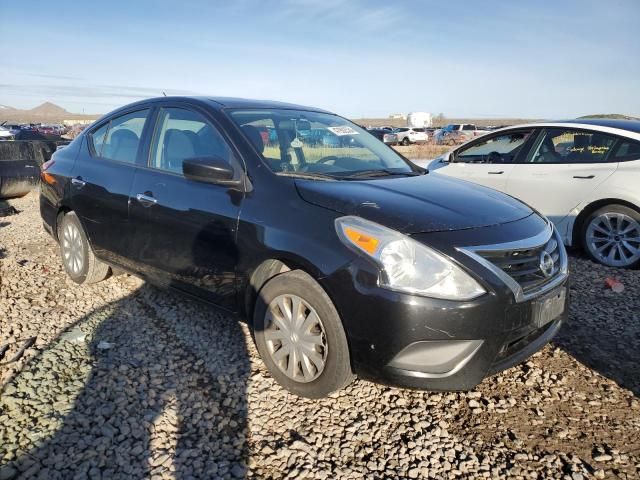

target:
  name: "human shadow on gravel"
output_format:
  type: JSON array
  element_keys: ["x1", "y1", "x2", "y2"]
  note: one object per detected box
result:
[
  {"x1": 1, "y1": 283, "x2": 251, "y2": 479},
  {"x1": 552, "y1": 253, "x2": 640, "y2": 397}
]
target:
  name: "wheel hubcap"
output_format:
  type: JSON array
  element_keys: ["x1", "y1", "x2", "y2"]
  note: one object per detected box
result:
[
  {"x1": 586, "y1": 212, "x2": 640, "y2": 267},
  {"x1": 61, "y1": 223, "x2": 84, "y2": 274},
  {"x1": 264, "y1": 294, "x2": 328, "y2": 383}
]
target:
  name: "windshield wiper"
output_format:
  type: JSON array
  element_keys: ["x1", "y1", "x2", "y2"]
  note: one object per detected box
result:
[
  {"x1": 276, "y1": 171, "x2": 335, "y2": 180},
  {"x1": 337, "y1": 169, "x2": 424, "y2": 180}
]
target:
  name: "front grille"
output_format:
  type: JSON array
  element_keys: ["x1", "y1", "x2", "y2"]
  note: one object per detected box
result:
[{"x1": 477, "y1": 235, "x2": 561, "y2": 295}]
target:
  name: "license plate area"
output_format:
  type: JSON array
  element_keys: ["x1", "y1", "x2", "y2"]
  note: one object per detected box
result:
[{"x1": 531, "y1": 287, "x2": 566, "y2": 328}]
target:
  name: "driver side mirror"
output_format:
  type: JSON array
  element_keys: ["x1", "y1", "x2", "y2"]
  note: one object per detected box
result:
[{"x1": 183, "y1": 156, "x2": 237, "y2": 185}]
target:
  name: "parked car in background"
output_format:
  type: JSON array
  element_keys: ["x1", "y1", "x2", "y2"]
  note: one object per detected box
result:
[
  {"x1": 0, "y1": 125, "x2": 14, "y2": 140},
  {"x1": 40, "y1": 96, "x2": 568, "y2": 398},
  {"x1": 418, "y1": 119, "x2": 640, "y2": 267},
  {"x1": 435, "y1": 124, "x2": 490, "y2": 145},
  {"x1": 394, "y1": 127, "x2": 429, "y2": 146},
  {"x1": 2, "y1": 124, "x2": 23, "y2": 136},
  {"x1": 368, "y1": 128, "x2": 398, "y2": 145},
  {"x1": 382, "y1": 131, "x2": 398, "y2": 145}
]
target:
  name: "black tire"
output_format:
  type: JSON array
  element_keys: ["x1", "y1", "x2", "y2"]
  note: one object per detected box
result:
[
  {"x1": 253, "y1": 270, "x2": 355, "y2": 398},
  {"x1": 401, "y1": 137, "x2": 411, "y2": 146},
  {"x1": 58, "y1": 212, "x2": 110, "y2": 284},
  {"x1": 581, "y1": 204, "x2": 640, "y2": 268}
]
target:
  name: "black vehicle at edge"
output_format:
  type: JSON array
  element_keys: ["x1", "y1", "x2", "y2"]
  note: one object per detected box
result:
[{"x1": 40, "y1": 96, "x2": 569, "y2": 398}]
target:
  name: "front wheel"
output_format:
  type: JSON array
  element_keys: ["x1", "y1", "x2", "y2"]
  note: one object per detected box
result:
[
  {"x1": 582, "y1": 205, "x2": 640, "y2": 268},
  {"x1": 253, "y1": 270, "x2": 355, "y2": 398},
  {"x1": 401, "y1": 137, "x2": 411, "y2": 146}
]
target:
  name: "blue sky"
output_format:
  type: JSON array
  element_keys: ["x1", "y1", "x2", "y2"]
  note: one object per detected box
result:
[{"x1": 1, "y1": 0, "x2": 639, "y2": 118}]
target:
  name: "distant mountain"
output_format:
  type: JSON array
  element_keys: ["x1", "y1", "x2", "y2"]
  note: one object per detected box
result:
[
  {"x1": 28, "y1": 102, "x2": 70, "y2": 117},
  {"x1": 578, "y1": 113, "x2": 640, "y2": 120},
  {"x1": 0, "y1": 102, "x2": 99, "y2": 123}
]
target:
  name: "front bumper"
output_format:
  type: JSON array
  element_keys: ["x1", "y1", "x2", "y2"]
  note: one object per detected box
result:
[{"x1": 322, "y1": 219, "x2": 569, "y2": 391}]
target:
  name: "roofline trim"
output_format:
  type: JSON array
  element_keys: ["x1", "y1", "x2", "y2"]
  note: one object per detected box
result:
[{"x1": 494, "y1": 122, "x2": 640, "y2": 141}]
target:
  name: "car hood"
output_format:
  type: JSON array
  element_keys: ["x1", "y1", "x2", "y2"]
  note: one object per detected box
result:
[{"x1": 295, "y1": 174, "x2": 533, "y2": 234}]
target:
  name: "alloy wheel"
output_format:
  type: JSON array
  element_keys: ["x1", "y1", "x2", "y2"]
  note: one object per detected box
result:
[
  {"x1": 62, "y1": 222, "x2": 84, "y2": 274},
  {"x1": 264, "y1": 294, "x2": 328, "y2": 383},
  {"x1": 585, "y1": 212, "x2": 640, "y2": 267}
]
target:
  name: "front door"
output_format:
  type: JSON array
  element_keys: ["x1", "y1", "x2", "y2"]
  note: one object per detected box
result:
[
  {"x1": 70, "y1": 108, "x2": 151, "y2": 265},
  {"x1": 507, "y1": 128, "x2": 619, "y2": 234},
  {"x1": 438, "y1": 129, "x2": 535, "y2": 192},
  {"x1": 129, "y1": 105, "x2": 244, "y2": 309}
]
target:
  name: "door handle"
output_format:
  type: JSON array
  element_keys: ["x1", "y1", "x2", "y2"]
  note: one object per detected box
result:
[
  {"x1": 71, "y1": 177, "x2": 86, "y2": 187},
  {"x1": 488, "y1": 171, "x2": 504, "y2": 175},
  {"x1": 573, "y1": 175, "x2": 595, "y2": 179},
  {"x1": 136, "y1": 193, "x2": 158, "y2": 207}
]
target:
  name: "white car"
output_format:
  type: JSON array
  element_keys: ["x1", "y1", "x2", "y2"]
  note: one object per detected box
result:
[
  {"x1": 416, "y1": 119, "x2": 640, "y2": 268},
  {"x1": 0, "y1": 125, "x2": 14, "y2": 140},
  {"x1": 393, "y1": 127, "x2": 429, "y2": 146}
]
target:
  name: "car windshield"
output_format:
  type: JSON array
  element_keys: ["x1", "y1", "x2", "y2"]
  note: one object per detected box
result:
[{"x1": 229, "y1": 109, "x2": 415, "y2": 178}]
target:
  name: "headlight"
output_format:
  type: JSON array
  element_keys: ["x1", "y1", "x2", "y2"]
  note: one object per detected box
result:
[{"x1": 335, "y1": 216, "x2": 485, "y2": 300}]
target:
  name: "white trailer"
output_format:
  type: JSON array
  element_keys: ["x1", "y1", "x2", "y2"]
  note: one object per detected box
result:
[{"x1": 407, "y1": 112, "x2": 432, "y2": 128}]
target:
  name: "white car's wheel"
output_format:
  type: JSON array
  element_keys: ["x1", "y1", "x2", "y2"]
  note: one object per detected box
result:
[{"x1": 583, "y1": 205, "x2": 640, "y2": 268}]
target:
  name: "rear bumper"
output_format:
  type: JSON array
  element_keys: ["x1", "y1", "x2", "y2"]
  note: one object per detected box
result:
[{"x1": 40, "y1": 188, "x2": 58, "y2": 240}]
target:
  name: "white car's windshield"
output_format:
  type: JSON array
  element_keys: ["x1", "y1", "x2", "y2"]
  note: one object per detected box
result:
[{"x1": 229, "y1": 109, "x2": 416, "y2": 178}]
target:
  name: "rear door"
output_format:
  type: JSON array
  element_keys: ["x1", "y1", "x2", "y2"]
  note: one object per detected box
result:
[
  {"x1": 128, "y1": 104, "x2": 244, "y2": 309},
  {"x1": 506, "y1": 127, "x2": 619, "y2": 232},
  {"x1": 436, "y1": 129, "x2": 535, "y2": 191},
  {"x1": 70, "y1": 108, "x2": 152, "y2": 265}
]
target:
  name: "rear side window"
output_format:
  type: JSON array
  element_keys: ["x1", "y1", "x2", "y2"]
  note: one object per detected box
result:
[
  {"x1": 412, "y1": 128, "x2": 425, "y2": 132},
  {"x1": 613, "y1": 140, "x2": 640, "y2": 161},
  {"x1": 150, "y1": 107, "x2": 234, "y2": 174},
  {"x1": 462, "y1": 124, "x2": 475, "y2": 131},
  {"x1": 90, "y1": 109, "x2": 149, "y2": 164},
  {"x1": 527, "y1": 128, "x2": 617, "y2": 164}
]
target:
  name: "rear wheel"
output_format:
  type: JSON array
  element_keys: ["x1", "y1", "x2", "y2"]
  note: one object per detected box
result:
[
  {"x1": 59, "y1": 212, "x2": 110, "y2": 284},
  {"x1": 253, "y1": 270, "x2": 354, "y2": 398},
  {"x1": 582, "y1": 205, "x2": 640, "y2": 268}
]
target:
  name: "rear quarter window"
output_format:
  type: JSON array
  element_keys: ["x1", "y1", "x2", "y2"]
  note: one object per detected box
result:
[
  {"x1": 613, "y1": 140, "x2": 640, "y2": 161},
  {"x1": 90, "y1": 123, "x2": 109, "y2": 156}
]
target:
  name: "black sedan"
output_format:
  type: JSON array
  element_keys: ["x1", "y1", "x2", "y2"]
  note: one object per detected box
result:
[{"x1": 40, "y1": 96, "x2": 569, "y2": 398}]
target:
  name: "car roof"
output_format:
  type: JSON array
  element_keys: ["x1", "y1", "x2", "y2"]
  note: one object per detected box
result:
[
  {"x1": 558, "y1": 118, "x2": 640, "y2": 133},
  {"x1": 125, "y1": 96, "x2": 332, "y2": 113},
  {"x1": 91, "y1": 96, "x2": 335, "y2": 127},
  {"x1": 494, "y1": 119, "x2": 640, "y2": 141}
]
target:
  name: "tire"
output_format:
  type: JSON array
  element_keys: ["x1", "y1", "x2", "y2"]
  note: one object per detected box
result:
[
  {"x1": 401, "y1": 137, "x2": 411, "y2": 146},
  {"x1": 582, "y1": 204, "x2": 640, "y2": 268},
  {"x1": 58, "y1": 211, "x2": 110, "y2": 284},
  {"x1": 253, "y1": 270, "x2": 355, "y2": 398}
]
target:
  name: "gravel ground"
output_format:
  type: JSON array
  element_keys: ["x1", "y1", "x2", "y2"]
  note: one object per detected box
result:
[{"x1": 1, "y1": 192, "x2": 639, "y2": 480}]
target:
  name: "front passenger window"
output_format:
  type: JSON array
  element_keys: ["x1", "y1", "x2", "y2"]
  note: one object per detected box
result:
[
  {"x1": 150, "y1": 107, "x2": 234, "y2": 174},
  {"x1": 456, "y1": 131, "x2": 533, "y2": 163}
]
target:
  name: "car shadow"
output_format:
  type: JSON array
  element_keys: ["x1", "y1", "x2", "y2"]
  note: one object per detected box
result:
[
  {"x1": 552, "y1": 253, "x2": 640, "y2": 397},
  {"x1": 0, "y1": 282, "x2": 251, "y2": 479}
]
